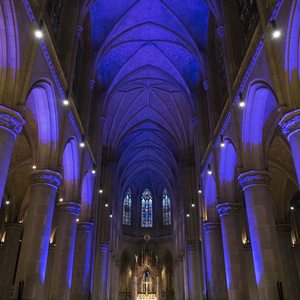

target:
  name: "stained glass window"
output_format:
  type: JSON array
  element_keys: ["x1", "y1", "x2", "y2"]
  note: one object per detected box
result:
[
  {"x1": 122, "y1": 189, "x2": 132, "y2": 226},
  {"x1": 162, "y1": 189, "x2": 171, "y2": 226},
  {"x1": 141, "y1": 189, "x2": 153, "y2": 227}
]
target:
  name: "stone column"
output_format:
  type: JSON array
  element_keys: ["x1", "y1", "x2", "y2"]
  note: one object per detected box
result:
[
  {"x1": 43, "y1": 243, "x2": 55, "y2": 299},
  {"x1": 177, "y1": 256, "x2": 185, "y2": 300},
  {"x1": 92, "y1": 244, "x2": 109, "y2": 300},
  {"x1": 203, "y1": 222, "x2": 227, "y2": 300},
  {"x1": 216, "y1": 202, "x2": 249, "y2": 300},
  {"x1": 280, "y1": 109, "x2": 300, "y2": 186},
  {"x1": 156, "y1": 276, "x2": 160, "y2": 300},
  {"x1": 14, "y1": 169, "x2": 62, "y2": 300},
  {"x1": 70, "y1": 222, "x2": 94, "y2": 300},
  {"x1": 277, "y1": 224, "x2": 300, "y2": 300},
  {"x1": 238, "y1": 170, "x2": 283, "y2": 300},
  {"x1": 243, "y1": 244, "x2": 259, "y2": 300},
  {"x1": 0, "y1": 223, "x2": 23, "y2": 299},
  {"x1": 49, "y1": 202, "x2": 81, "y2": 300},
  {"x1": 186, "y1": 243, "x2": 204, "y2": 300},
  {"x1": 133, "y1": 275, "x2": 137, "y2": 300},
  {"x1": 0, "y1": 106, "x2": 24, "y2": 207}
]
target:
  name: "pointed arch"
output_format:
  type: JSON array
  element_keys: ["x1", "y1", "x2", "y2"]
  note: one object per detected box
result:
[
  {"x1": 122, "y1": 188, "x2": 132, "y2": 226},
  {"x1": 141, "y1": 188, "x2": 153, "y2": 227},
  {"x1": 80, "y1": 171, "x2": 94, "y2": 220},
  {"x1": 62, "y1": 139, "x2": 79, "y2": 201}
]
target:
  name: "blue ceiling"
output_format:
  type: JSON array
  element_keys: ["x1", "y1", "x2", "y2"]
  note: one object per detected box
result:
[{"x1": 89, "y1": 0, "x2": 211, "y2": 197}]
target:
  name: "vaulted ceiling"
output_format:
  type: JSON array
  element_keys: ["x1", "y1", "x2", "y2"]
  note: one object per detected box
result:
[{"x1": 90, "y1": 0, "x2": 211, "y2": 193}]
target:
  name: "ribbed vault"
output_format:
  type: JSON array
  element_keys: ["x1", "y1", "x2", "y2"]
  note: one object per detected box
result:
[{"x1": 90, "y1": 0, "x2": 210, "y2": 204}]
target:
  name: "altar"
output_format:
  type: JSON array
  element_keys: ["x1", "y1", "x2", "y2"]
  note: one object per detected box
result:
[{"x1": 137, "y1": 294, "x2": 156, "y2": 300}]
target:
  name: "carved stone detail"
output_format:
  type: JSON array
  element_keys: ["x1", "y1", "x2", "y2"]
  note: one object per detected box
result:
[
  {"x1": 203, "y1": 80, "x2": 209, "y2": 91},
  {"x1": 30, "y1": 170, "x2": 62, "y2": 188},
  {"x1": 217, "y1": 202, "x2": 241, "y2": 217},
  {"x1": 0, "y1": 106, "x2": 25, "y2": 137},
  {"x1": 279, "y1": 109, "x2": 300, "y2": 138},
  {"x1": 5, "y1": 223, "x2": 23, "y2": 233},
  {"x1": 276, "y1": 224, "x2": 291, "y2": 233},
  {"x1": 217, "y1": 26, "x2": 225, "y2": 39},
  {"x1": 57, "y1": 201, "x2": 81, "y2": 216},
  {"x1": 77, "y1": 222, "x2": 94, "y2": 232},
  {"x1": 203, "y1": 222, "x2": 221, "y2": 232},
  {"x1": 238, "y1": 170, "x2": 270, "y2": 188}
]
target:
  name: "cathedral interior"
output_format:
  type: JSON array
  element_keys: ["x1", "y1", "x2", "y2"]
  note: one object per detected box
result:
[{"x1": 1, "y1": 0, "x2": 300, "y2": 300}]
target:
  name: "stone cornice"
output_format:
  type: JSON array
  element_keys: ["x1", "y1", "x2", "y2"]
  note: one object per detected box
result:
[
  {"x1": 5, "y1": 223, "x2": 23, "y2": 233},
  {"x1": 0, "y1": 106, "x2": 25, "y2": 137},
  {"x1": 216, "y1": 202, "x2": 241, "y2": 217},
  {"x1": 57, "y1": 202, "x2": 81, "y2": 216},
  {"x1": 279, "y1": 109, "x2": 300, "y2": 139},
  {"x1": 238, "y1": 170, "x2": 270, "y2": 189},
  {"x1": 203, "y1": 222, "x2": 221, "y2": 232},
  {"x1": 276, "y1": 224, "x2": 291, "y2": 233},
  {"x1": 30, "y1": 169, "x2": 62, "y2": 188},
  {"x1": 77, "y1": 222, "x2": 94, "y2": 232}
]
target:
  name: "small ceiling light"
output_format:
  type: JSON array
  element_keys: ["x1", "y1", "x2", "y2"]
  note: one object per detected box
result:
[
  {"x1": 239, "y1": 92, "x2": 245, "y2": 108},
  {"x1": 5, "y1": 200, "x2": 10, "y2": 205},
  {"x1": 105, "y1": 203, "x2": 109, "y2": 208},
  {"x1": 91, "y1": 164, "x2": 96, "y2": 174},
  {"x1": 220, "y1": 135, "x2": 225, "y2": 148},
  {"x1": 271, "y1": 20, "x2": 281, "y2": 39},
  {"x1": 291, "y1": 206, "x2": 295, "y2": 210},
  {"x1": 186, "y1": 213, "x2": 190, "y2": 218},
  {"x1": 80, "y1": 135, "x2": 85, "y2": 148},
  {"x1": 76, "y1": 218, "x2": 79, "y2": 222},
  {"x1": 63, "y1": 99, "x2": 69, "y2": 106},
  {"x1": 198, "y1": 185, "x2": 202, "y2": 194},
  {"x1": 19, "y1": 220, "x2": 23, "y2": 224},
  {"x1": 207, "y1": 164, "x2": 212, "y2": 175},
  {"x1": 34, "y1": 29, "x2": 43, "y2": 39},
  {"x1": 109, "y1": 214, "x2": 113, "y2": 218},
  {"x1": 99, "y1": 189, "x2": 103, "y2": 194},
  {"x1": 191, "y1": 203, "x2": 195, "y2": 208},
  {"x1": 59, "y1": 198, "x2": 63, "y2": 202},
  {"x1": 32, "y1": 164, "x2": 37, "y2": 170}
]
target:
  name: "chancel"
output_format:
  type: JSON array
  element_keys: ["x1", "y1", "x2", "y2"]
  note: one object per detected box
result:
[{"x1": 1, "y1": 0, "x2": 300, "y2": 300}]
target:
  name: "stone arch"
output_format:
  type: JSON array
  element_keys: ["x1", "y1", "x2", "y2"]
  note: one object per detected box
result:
[
  {"x1": 0, "y1": 0, "x2": 19, "y2": 105},
  {"x1": 218, "y1": 140, "x2": 238, "y2": 201},
  {"x1": 242, "y1": 81, "x2": 279, "y2": 169},
  {"x1": 79, "y1": 171, "x2": 94, "y2": 221},
  {"x1": 203, "y1": 173, "x2": 217, "y2": 221},
  {"x1": 285, "y1": 0, "x2": 300, "y2": 82},
  {"x1": 61, "y1": 138, "x2": 79, "y2": 202},
  {"x1": 24, "y1": 81, "x2": 59, "y2": 168}
]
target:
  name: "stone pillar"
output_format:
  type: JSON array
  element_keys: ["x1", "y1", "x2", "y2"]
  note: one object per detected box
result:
[
  {"x1": 216, "y1": 202, "x2": 249, "y2": 300},
  {"x1": 277, "y1": 224, "x2": 300, "y2": 300},
  {"x1": 44, "y1": 243, "x2": 55, "y2": 299},
  {"x1": 133, "y1": 275, "x2": 137, "y2": 300},
  {"x1": 243, "y1": 244, "x2": 259, "y2": 300},
  {"x1": 203, "y1": 222, "x2": 227, "y2": 300},
  {"x1": 70, "y1": 222, "x2": 94, "y2": 300},
  {"x1": 156, "y1": 276, "x2": 160, "y2": 300},
  {"x1": 49, "y1": 202, "x2": 81, "y2": 300},
  {"x1": 173, "y1": 260, "x2": 179, "y2": 300},
  {"x1": 14, "y1": 169, "x2": 62, "y2": 300},
  {"x1": 186, "y1": 243, "x2": 204, "y2": 300},
  {"x1": 238, "y1": 170, "x2": 283, "y2": 300},
  {"x1": 177, "y1": 256, "x2": 185, "y2": 300},
  {"x1": 92, "y1": 244, "x2": 109, "y2": 300},
  {"x1": 0, "y1": 106, "x2": 24, "y2": 207},
  {"x1": 280, "y1": 109, "x2": 300, "y2": 186},
  {"x1": 0, "y1": 223, "x2": 23, "y2": 299}
]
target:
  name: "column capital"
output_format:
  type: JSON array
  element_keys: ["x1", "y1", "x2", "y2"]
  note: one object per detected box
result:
[
  {"x1": 216, "y1": 202, "x2": 241, "y2": 217},
  {"x1": 5, "y1": 222, "x2": 23, "y2": 233},
  {"x1": 30, "y1": 169, "x2": 62, "y2": 188},
  {"x1": 217, "y1": 26, "x2": 225, "y2": 39},
  {"x1": 99, "y1": 244, "x2": 109, "y2": 252},
  {"x1": 57, "y1": 201, "x2": 81, "y2": 216},
  {"x1": 203, "y1": 221, "x2": 221, "y2": 232},
  {"x1": 238, "y1": 170, "x2": 270, "y2": 189},
  {"x1": 276, "y1": 223, "x2": 291, "y2": 233},
  {"x1": 279, "y1": 109, "x2": 300, "y2": 138},
  {"x1": 0, "y1": 105, "x2": 25, "y2": 137},
  {"x1": 77, "y1": 221, "x2": 94, "y2": 232}
]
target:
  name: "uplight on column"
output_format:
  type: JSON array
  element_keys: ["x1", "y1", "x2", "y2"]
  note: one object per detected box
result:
[
  {"x1": 271, "y1": 20, "x2": 281, "y2": 39},
  {"x1": 207, "y1": 164, "x2": 212, "y2": 175},
  {"x1": 80, "y1": 135, "x2": 85, "y2": 148},
  {"x1": 238, "y1": 92, "x2": 245, "y2": 108},
  {"x1": 220, "y1": 135, "x2": 225, "y2": 148}
]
